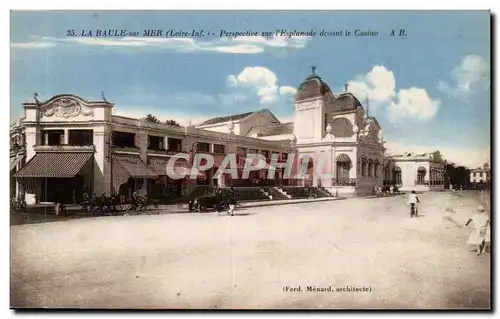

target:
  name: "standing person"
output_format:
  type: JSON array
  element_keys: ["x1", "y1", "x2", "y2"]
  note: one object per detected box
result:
[
  {"x1": 227, "y1": 195, "x2": 237, "y2": 216},
  {"x1": 389, "y1": 184, "x2": 394, "y2": 196},
  {"x1": 465, "y1": 205, "x2": 490, "y2": 256},
  {"x1": 407, "y1": 190, "x2": 420, "y2": 218}
]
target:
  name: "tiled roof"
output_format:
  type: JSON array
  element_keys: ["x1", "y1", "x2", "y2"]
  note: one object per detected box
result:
[
  {"x1": 15, "y1": 152, "x2": 92, "y2": 178},
  {"x1": 257, "y1": 123, "x2": 294, "y2": 137},
  {"x1": 198, "y1": 110, "x2": 258, "y2": 126}
]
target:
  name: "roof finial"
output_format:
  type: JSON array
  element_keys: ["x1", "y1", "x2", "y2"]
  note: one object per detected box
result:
[
  {"x1": 311, "y1": 64, "x2": 316, "y2": 75},
  {"x1": 344, "y1": 82, "x2": 349, "y2": 92}
]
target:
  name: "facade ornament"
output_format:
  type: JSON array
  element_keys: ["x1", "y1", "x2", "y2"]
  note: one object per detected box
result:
[
  {"x1": 42, "y1": 97, "x2": 94, "y2": 118},
  {"x1": 353, "y1": 125, "x2": 359, "y2": 134},
  {"x1": 326, "y1": 123, "x2": 332, "y2": 134},
  {"x1": 227, "y1": 119, "x2": 235, "y2": 132}
]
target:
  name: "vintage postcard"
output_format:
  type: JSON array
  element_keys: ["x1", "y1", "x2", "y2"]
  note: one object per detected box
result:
[{"x1": 10, "y1": 10, "x2": 491, "y2": 309}]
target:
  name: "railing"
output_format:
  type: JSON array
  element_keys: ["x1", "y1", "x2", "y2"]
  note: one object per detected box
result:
[
  {"x1": 34, "y1": 144, "x2": 96, "y2": 152},
  {"x1": 147, "y1": 148, "x2": 186, "y2": 155},
  {"x1": 112, "y1": 145, "x2": 140, "y2": 153},
  {"x1": 415, "y1": 180, "x2": 431, "y2": 186},
  {"x1": 332, "y1": 178, "x2": 356, "y2": 186}
]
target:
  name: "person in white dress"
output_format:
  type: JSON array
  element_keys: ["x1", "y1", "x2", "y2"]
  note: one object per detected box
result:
[{"x1": 465, "y1": 205, "x2": 490, "y2": 256}]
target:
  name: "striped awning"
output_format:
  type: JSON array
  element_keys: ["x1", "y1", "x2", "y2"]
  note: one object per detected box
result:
[
  {"x1": 336, "y1": 154, "x2": 351, "y2": 163},
  {"x1": 148, "y1": 156, "x2": 204, "y2": 177},
  {"x1": 10, "y1": 155, "x2": 24, "y2": 171},
  {"x1": 14, "y1": 152, "x2": 92, "y2": 178},
  {"x1": 113, "y1": 154, "x2": 157, "y2": 178}
]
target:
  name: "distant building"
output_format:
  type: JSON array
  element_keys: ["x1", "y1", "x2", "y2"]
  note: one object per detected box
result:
[
  {"x1": 470, "y1": 163, "x2": 490, "y2": 184},
  {"x1": 384, "y1": 151, "x2": 446, "y2": 192}
]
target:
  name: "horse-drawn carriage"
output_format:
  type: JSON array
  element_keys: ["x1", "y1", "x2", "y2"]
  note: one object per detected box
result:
[{"x1": 81, "y1": 193, "x2": 159, "y2": 216}]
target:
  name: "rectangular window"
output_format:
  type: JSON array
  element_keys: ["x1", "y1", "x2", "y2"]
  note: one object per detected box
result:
[
  {"x1": 237, "y1": 147, "x2": 246, "y2": 155},
  {"x1": 68, "y1": 129, "x2": 94, "y2": 146},
  {"x1": 213, "y1": 144, "x2": 225, "y2": 154},
  {"x1": 167, "y1": 138, "x2": 183, "y2": 152},
  {"x1": 196, "y1": 142, "x2": 210, "y2": 153},
  {"x1": 42, "y1": 130, "x2": 65, "y2": 146},
  {"x1": 148, "y1": 135, "x2": 164, "y2": 150},
  {"x1": 112, "y1": 131, "x2": 136, "y2": 148}
]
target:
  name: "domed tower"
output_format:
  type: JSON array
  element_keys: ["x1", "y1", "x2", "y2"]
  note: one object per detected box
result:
[{"x1": 294, "y1": 66, "x2": 333, "y2": 143}]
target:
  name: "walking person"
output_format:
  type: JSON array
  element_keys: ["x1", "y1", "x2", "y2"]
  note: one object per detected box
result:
[
  {"x1": 407, "y1": 190, "x2": 420, "y2": 218},
  {"x1": 465, "y1": 205, "x2": 490, "y2": 256},
  {"x1": 227, "y1": 196, "x2": 237, "y2": 216}
]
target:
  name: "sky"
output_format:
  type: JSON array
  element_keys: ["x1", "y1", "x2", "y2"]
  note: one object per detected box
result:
[{"x1": 10, "y1": 11, "x2": 491, "y2": 168}]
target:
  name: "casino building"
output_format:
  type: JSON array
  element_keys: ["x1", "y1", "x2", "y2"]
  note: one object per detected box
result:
[{"x1": 10, "y1": 68, "x2": 443, "y2": 204}]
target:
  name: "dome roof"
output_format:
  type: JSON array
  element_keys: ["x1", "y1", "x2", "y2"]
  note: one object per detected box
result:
[{"x1": 296, "y1": 73, "x2": 332, "y2": 101}]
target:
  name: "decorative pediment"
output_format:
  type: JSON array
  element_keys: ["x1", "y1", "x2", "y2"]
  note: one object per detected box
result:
[{"x1": 41, "y1": 95, "x2": 94, "y2": 118}]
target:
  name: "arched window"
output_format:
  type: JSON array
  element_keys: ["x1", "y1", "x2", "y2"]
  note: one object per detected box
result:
[
  {"x1": 394, "y1": 166, "x2": 402, "y2": 185},
  {"x1": 374, "y1": 160, "x2": 380, "y2": 178},
  {"x1": 417, "y1": 167, "x2": 426, "y2": 185},
  {"x1": 368, "y1": 159, "x2": 374, "y2": 177},
  {"x1": 336, "y1": 154, "x2": 351, "y2": 181},
  {"x1": 361, "y1": 157, "x2": 368, "y2": 176}
]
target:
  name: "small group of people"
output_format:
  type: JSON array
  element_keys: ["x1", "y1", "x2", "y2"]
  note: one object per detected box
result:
[
  {"x1": 409, "y1": 190, "x2": 490, "y2": 256},
  {"x1": 214, "y1": 187, "x2": 237, "y2": 216},
  {"x1": 374, "y1": 184, "x2": 399, "y2": 196},
  {"x1": 10, "y1": 195, "x2": 27, "y2": 212}
]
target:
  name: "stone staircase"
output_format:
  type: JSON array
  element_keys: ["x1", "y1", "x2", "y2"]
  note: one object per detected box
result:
[
  {"x1": 273, "y1": 187, "x2": 292, "y2": 199},
  {"x1": 314, "y1": 186, "x2": 334, "y2": 198},
  {"x1": 266, "y1": 187, "x2": 290, "y2": 200}
]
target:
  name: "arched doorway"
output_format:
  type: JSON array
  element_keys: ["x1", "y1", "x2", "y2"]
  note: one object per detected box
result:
[
  {"x1": 336, "y1": 154, "x2": 351, "y2": 184},
  {"x1": 394, "y1": 166, "x2": 402, "y2": 186},
  {"x1": 417, "y1": 167, "x2": 426, "y2": 185}
]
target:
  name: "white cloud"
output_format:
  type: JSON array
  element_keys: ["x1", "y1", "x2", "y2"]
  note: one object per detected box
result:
[
  {"x1": 385, "y1": 141, "x2": 490, "y2": 169},
  {"x1": 228, "y1": 66, "x2": 296, "y2": 104},
  {"x1": 438, "y1": 54, "x2": 489, "y2": 97},
  {"x1": 279, "y1": 86, "x2": 297, "y2": 95},
  {"x1": 10, "y1": 41, "x2": 56, "y2": 49},
  {"x1": 349, "y1": 65, "x2": 396, "y2": 103},
  {"x1": 11, "y1": 35, "x2": 311, "y2": 55},
  {"x1": 388, "y1": 87, "x2": 441, "y2": 122},
  {"x1": 349, "y1": 65, "x2": 440, "y2": 123}
]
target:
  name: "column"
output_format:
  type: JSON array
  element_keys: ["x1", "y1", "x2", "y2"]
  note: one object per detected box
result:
[
  {"x1": 64, "y1": 129, "x2": 69, "y2": 145},
  {"x1": 138, "y1": 131, "x2": 148, "y2": 163},
  {"x1": 164, "y1": 136, "x2": 169, "y2": 151},
  {"x1": 93, "y1": 130, "x2": 107, "y2": 195}
]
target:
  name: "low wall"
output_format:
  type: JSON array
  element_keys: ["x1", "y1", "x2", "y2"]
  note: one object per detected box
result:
[{"x1": 323, "y1": 186, "x2": 356, "y2": 197}]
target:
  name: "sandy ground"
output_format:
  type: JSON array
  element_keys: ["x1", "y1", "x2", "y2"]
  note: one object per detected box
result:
[{"x1": 10, "y1": 191, "x2": 490, "y2": 309}]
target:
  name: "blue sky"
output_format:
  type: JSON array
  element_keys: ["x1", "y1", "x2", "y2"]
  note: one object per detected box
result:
[{"x1": 10, "y1": 11, "x2": 490, "y2": 167}]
